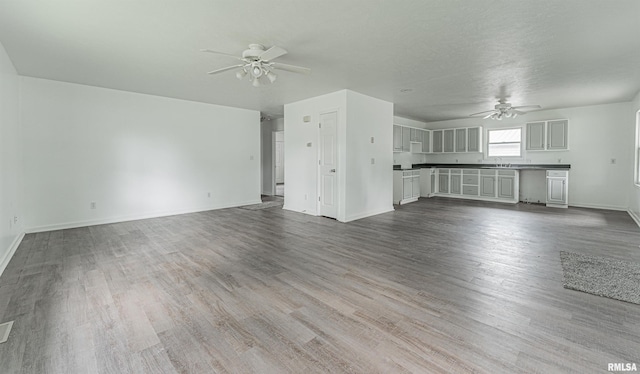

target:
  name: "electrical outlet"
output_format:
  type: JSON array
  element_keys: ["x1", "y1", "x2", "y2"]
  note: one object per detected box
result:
[
  {"x1": 207, "y1": 192, "x2": 211, "y2": 198},
  {"x1": 371, "y1": 158, "x2": 375, "y2": 164},
  {"x1": 13, "y1": 216, "x2": 17, "y2": 223},
  {"x1": 370, "y1": 137, "x2": 375, "y2": 144},
  {"x1": 611, "y1": 158, "x2": 616, "y2": 164},
  {"x1": 304, "y1": 194, "x2": 307, "y2": 200},
  {"x1": 90, "y1": 202, "x2": 96, "y2": 209},
  {"x1": 557, "y1": 158, "x2": 562, "y2": 163},
  {"x1": 455, "y1": 159, "x2": 459, "y2": 163},
  {"x1": 249, "y1": 155, "x2": 254, "y2": 160}
]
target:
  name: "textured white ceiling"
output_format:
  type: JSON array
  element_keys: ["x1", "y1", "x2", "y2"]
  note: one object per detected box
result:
[{"x1": 1, "y1": 0, "x2": 639, "y2": 122}]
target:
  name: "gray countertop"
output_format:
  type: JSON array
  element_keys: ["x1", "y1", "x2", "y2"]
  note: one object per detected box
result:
[{"x1": 393, "y1": 163, "x2": 571, "y2": 171}]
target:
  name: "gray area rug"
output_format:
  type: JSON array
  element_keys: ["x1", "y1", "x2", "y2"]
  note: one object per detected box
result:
[
  {"x1": 560, "y1": 251, "x2": 640, "y2": 304},
  {"x1": 239, "y1": 201, "x2": 283, "y2": 210}
]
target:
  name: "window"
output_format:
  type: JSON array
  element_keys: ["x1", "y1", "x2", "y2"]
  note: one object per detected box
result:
[{"x1": 487, "y1": 128, "x2": 522, "y2": 157}]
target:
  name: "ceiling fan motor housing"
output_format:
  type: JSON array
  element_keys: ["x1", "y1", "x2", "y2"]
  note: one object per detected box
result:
[{"x1": 242, "y1": 44, "x2": 266, "y2": 60}]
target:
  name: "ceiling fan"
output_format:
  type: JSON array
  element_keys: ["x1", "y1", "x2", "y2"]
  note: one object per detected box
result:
[
  {"x1": 201, "y1": 44, "x2": 311, "y2": 87},
  {"x1": 470, "y1": 100, "x2": 541, "y2": 120}
]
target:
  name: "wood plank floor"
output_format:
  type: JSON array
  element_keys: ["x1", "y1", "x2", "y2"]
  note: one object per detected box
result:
[{"x1": 1, "y1": 197, "x2": 640, "y2": 373}]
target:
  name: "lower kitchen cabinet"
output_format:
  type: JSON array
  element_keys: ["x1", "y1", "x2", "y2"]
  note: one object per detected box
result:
[
  {"x1": 393, "y1": 170, "x2": 421, "y2": 205},
  {"x1": 546, "y1": 170, "x2": 568, "y2": 208},
  {"x1": 434, "y1": 168, "x2": 519, "y2": 203}
]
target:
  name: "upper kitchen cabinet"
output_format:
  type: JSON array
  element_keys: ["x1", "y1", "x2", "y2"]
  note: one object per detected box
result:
[
  {"x1": 467, "y1": 127, "x2": 482, "y2": 152},
  {"x1": 393, "y1": 125, "x2": 403, "y2": 152},
  {"x1": 393, "y1": 124, "x2": 432, "y2": 154},
  {"x1": 526, "y1": 120, "x2": 568, "y2": 151},
  {"x1": 443, "y1": 129, "x2": 455, "y2": 152},
  {"x1": 455, "y1": 128, "x2": 466, "y2": 152},
  {"x1": 547, "y1": 120, "x2": 568, "y2": 150},
  {"x1": 431, "y1": 126, "x2": 482, "y2": 153},
  {"x1": 433, "y1": 130, "x2": 443, "y2": 153}
]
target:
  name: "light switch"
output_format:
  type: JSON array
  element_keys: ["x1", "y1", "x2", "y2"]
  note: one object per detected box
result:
[
  {"x1": 303, "y1": 115, "x2": 311, "y2": 122},
  {"x1": 306, "y1": 142, "x2": 312, "y2": 147},
  {"x1": 370, "y1": 137, "x2": 374, "y2": 143},
  {"x1": 371, "y1": 158, "x2": 375, "y2": 164}
]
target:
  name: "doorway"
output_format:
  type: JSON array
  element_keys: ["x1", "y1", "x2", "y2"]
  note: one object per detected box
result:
[
  {"x1": 274, "y1": 131, "x2": 284, "y2": 196},
  {"x1": 318, "y1": 111, "x2": 337, "y2": 218}
]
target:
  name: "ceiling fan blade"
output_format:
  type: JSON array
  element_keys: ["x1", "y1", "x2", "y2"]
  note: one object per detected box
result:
[
  {"x1": 511, "y1": 110, "x2": 526, "y2": 115},
  {"x1": 469, "y1": 109, "x2": 496, "y2": 117},
  {"x1": 259, "y1": 46, "x2": 288, "y2": 61},
  {"x1": 271, "y1": 62, "x2": 311, "y2": 75},
  {"x1": 207, "y1": 64, "x2": 245, "y2": 75},
  {"x1": 512, "y1": 105, "x2": 541, "y2": 110},
  {"x1": 201, "y1": 49, "x2": 245, "y2": 61},
  {"x1": 483, "y1": 113, "x2": 495, "y2": 119}
]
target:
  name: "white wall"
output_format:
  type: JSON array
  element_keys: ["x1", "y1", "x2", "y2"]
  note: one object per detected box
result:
[
  {"x1": 284, "y1": 89, "x2": 394, "y2": 222},
  {"x1": 0, "y1": 40, "x2": 23, "y2": 276},
  {"x1": 423, "y1": 102, "x2": 633, "y2": 210},
  {"x1": 21, "y1": 77, "x2": 261, "y2": 232},
  {"x1": 284, "y1": 90, "x2": 347, "y2": 216},
  {"x1": 393, "y1": 116, "x2": 429, "y2": 167},
  {"x1": 627, "y1": 91, "x2": 640, "y2": 222},
  {"x1": 344, "y1": 91, "x2": 394, "y2": 221}
]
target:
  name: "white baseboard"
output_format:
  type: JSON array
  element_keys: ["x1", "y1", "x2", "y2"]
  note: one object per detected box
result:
[
  {"x1": 25, "y1": 199, "x2": 262, "y2": 233},
  {"x1": 343, "y1": 206, "x2": 395, "y2": 223},
  {"x1": 282, "y1": 205, "x2": 318, "y2": 217},
  {"x1": 569, "y1": 202, "x2": 627, "y2": 211},
  {"x1": 628, "y1": 209, "x2": 640, "y2": 229},
  {"x1": 0, "y1": 232, "x2": 25, "y2": 278}
]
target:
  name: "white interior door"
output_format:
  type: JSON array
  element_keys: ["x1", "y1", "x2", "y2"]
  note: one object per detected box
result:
[{"x1": 319, "y1": 111, "x2": 337, "y2": 218}]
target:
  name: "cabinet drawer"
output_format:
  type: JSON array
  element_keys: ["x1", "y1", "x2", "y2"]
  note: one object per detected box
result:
[
  {"x1": 450, "y1": 169, "x2": 461, "y2": 174},
  {"x1": 498, "y1": 170, "x2": 516, "y2": 176},
  {"x1": 547, "y1": 170, "x2": 568, "y2": 177},
  {"x1": 412, "y1": 171, "x2": 420, "y2": 176},
  {"x1": 463, "y1": 175, "x2": 479, "y2": 185},
  {"x1": 480, "y1": 169, "x2": 495, "y2": 175},
  {"x1": 438, "y1": 169, "x2": 449, "y2": 175},
  {"x1": 463, "y1": 185, "x2": 479, "y2": 196},
  {"x1": 463, "y1": 169, "x2": 478, "y2": 175}
]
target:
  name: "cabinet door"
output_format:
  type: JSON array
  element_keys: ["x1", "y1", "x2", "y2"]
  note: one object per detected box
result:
[
  {"x1": 467, "y1": 127, "x2": 480, "y2": 152},
  {"x1": 547, "y1": 177, "x2": 566, "y2": 204},
  {"x1": 547, "y1": 120, "x2": 568, "y2": 150},
  {"x1": 498, "y1": 176, "x2": 515, "y2": 199},
  {"x1": 480, "y1": 176, "x2": 496, "y2": 197},
  {"x1": 443, "y1": 129, "x2": 454, "y2": 152},
  {"x1": 455, "y1": 128, "x2": 466, "y2": 152},
  {"x1": 439, "y1": 174, "x2": 449, "y2": 193},
  {"x1": 526, "y1": 122, "x2": 545, "y2": 150},
  {"x1": 415, "y1": 129, "x2": 423, "y2": 144},
  {"x1": 422, "y1": 130, "x2": 430, "y2": 153},
  {"x1": 393, "y1": 125, "x2": 402, "y2": 151},
  {"x1": 410, "y1": 128, "x2": 417, "y2": 142},
  {"x1": 433, "y1": 130, "x2": 443, "y2": 153},
  {"x1": 431, "y1": 173, "x2": 435, "y2": 193},
  {"x1": 403, "y1": 178, "x2": 413, "y2": 199},
  {"x1": 412, "y1": 176, "x2": 420, "y2": 198},
  {"x1": 402, "y1": 127, "x2": 411, "y2": 152},
  {"x1": 450, "y1": 174, "x2": 461, "y2": 194}
]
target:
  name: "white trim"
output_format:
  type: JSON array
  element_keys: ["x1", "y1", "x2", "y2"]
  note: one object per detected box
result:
[
  {"x1": 485, "y1": 126, "x2": 524, "y2": 160},
  {"x1": 568, "y1": 202, "x2": 627, "y2": 211},
  {"x1": 25, "y1": 200, "x2": 262, "y2": 233},
  {"x1": 627, "y1": 209, "x2": 640, "y2": 228},
  {"x1": 0, "y1": 232, "x2": 25, "y2": 278},
  {"x1": 343, "y1": 207, "x2": 395, "y2": 223}
]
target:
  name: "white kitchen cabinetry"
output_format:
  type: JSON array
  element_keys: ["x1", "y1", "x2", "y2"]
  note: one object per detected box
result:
[
  {"x1": 393, "y1": 124, "x2": 431, "y2": 154},
  {"x1": 393, "y1": 125, "x2": 403, "y2": 151},
  {"x1": 419, "y1": 168, "x2": 435, "y2": 197},
  {"x1": 526, "y1": 120, "x2": 568, "y2": 151},
  {"x1": 443, "y1": 129, "x2": 455, "y2": 153},
  {"x1": 434, "y1": 168, "x2": 519, "y2": 203},
  {"x1": 393, "y1": 170, "x2": 420, "y2": 204},
  {"x1": 467, "y1": 127, "x2": 481, "y2": 152},
  {"x1": 546, "y1": 170, "x2": 568, "y2": 208},
  {"x1": 433, "y1": 130, "x2": 443, "y2": 153},
  {"x1": 455, "y1": 128, "x2": 466, "y2": 152}
]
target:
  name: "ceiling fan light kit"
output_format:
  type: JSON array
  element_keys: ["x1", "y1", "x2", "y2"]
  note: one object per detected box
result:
[
  {"x1": 470, "y1": 100, "x2": 541, "y2": 120},
  {"x1": 202, "y1": 44, "x2": 311, "y2": 87}
]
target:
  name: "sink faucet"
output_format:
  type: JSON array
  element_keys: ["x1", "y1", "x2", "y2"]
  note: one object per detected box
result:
[{"x1": 495, "y1": 157, "x2": 503, "y2": 167}]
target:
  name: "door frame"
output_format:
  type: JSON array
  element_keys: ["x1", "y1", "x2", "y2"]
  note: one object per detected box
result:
[
  {"x1": 272, "y1": 130, "x2": 284, "y2": 195},
  {"x1": 317, "y1": 108, "x2": 340, "y2": 218}
]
